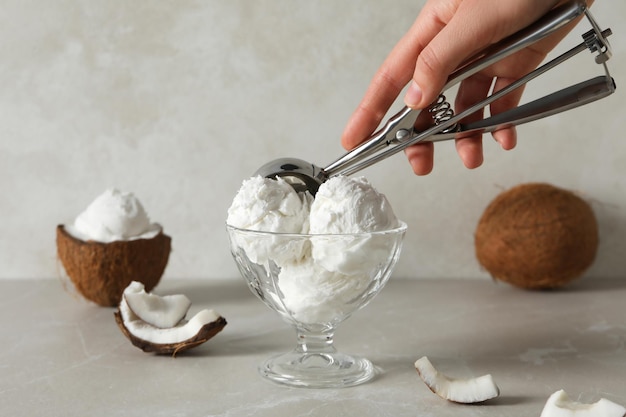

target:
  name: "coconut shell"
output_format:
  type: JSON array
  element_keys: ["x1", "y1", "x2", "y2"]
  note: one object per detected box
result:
[
  {"x1": 56, "y1": 225, "x2": 171, "y2": 306},
  {"x1": 474, "y1": 183, "x2": 598, "y2": 289},
  {"x1": 114, "y1": 311, "x2": 227, "y2": 355}
]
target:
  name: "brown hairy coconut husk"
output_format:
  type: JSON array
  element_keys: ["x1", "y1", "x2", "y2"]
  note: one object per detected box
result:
[
  {"x1": 114, "y1": 311, "x2": 227, "y2": 355},
  {"x1": 56, "y1": 225, "x2": 171, "y2": 306},
  {"x1": 474, "y1": 183, "x2": 598, "y2": 290}
]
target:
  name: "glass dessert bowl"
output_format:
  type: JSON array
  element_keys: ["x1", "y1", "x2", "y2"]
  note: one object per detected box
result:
[{"x1": 226, "y1": 222, "x2": 407, "y2": 388}]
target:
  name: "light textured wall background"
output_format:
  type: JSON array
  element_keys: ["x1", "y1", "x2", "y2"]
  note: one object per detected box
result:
[{"x1": 1, "y1": 1, "x2": 624, "y2": 280}]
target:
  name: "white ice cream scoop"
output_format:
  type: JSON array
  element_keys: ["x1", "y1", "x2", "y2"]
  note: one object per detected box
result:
[{"x1": 255, "y1": 1, "x2": 614, "y2": 195}]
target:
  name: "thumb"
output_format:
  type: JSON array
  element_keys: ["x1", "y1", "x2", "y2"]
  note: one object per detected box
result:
[
  {"x1": 404, "y1": 0, "x2": 557, "y2": 109},
  {"x1": 404, "y1": 11, "x2": 492, "y2": 109}
]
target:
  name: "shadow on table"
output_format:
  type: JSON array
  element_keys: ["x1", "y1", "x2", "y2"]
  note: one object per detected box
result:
[{"x1": 561, "y1": 276, "x2": 626, "y2": 292}]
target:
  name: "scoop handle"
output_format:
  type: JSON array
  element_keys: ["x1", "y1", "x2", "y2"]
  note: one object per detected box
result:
[
  {"x1": 324, "y1": 0, "x2": 588, "y2": 177},
  {"x1": 429, "y1": 74, "x2": 616, "y2": 142}
]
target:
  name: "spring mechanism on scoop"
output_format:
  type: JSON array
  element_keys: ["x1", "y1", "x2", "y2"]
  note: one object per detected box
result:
[{"x1": 428, "y1": 94, "x2": 457, "y2": 133}]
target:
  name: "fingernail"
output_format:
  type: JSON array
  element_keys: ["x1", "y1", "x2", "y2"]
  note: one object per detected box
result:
[{"x1": 404, "y1": 81, "x2": 423, "y2": 108}]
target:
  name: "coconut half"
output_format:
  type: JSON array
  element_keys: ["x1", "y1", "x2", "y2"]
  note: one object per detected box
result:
[
  {"x1": 540, "y1": 390, "x2": 626, "y2": 417},
  {"x1": 57, "y1": 224, "x2": 171, "y2": 306},
  {"x1": 115, "y1": 281, "x2": 226, "y2": 355},
  {"x1": 414, "y1": 356, "x2": 500, "y2": 403}
]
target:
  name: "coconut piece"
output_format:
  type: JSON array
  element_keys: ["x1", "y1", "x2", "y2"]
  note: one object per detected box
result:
[
  {"x1": 540, "y1": 389, "x2": 626, "y2": 417},
  {"x1": 123, "y1": 281, "x2": 191, "y2": 328},
  {"x1": 115, "y1": 287, "x2": 226, "y2": 355},
  {"x1": 475, "y1": 183, "x2": 598, "y2": 290},
  {"x1": 414, "y1": 356, "x2": 500, "y2": 403},
  {"x1": 56, "y1": 224, "x2": 171, "y2": 306}
]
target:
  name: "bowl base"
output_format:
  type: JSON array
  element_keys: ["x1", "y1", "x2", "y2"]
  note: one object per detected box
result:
[{"x1": 259, "y1": 351, "x2": 375, "y2": 388}]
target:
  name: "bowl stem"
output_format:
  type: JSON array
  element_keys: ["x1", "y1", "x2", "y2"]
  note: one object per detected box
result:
[
  {"x1": 259, "y1": 323, "x2": 375, "y2": 388},
  {"x1": 295, "y1": 325, "x2": 336, "y2": 355}
]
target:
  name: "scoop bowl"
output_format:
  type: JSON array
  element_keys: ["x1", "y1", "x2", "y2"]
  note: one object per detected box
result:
[{"x1": 254, "y1": 157, "x2": 328, "y2": 195}]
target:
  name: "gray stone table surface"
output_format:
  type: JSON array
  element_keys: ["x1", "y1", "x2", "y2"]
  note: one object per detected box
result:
[{"x1": 2, "y1": 277, "x2": 625, "y2": 417}]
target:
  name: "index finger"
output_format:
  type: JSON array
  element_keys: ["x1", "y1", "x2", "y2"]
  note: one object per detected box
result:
[{"x1": 341, "y1": 2, "x2": 453, "y2": 150}]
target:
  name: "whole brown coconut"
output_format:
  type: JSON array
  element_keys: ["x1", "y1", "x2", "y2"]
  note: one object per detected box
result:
[
  {"x1": 56, "y1": 225, "x2": 171, "y2": 306},
  {"x1": 474, "y1": 183, "x2": 598, "y2": 289}
]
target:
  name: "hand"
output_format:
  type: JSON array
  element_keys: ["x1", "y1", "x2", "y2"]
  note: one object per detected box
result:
[{"x1": 341, "y1": 0, "x2": 591, "y2": 175}]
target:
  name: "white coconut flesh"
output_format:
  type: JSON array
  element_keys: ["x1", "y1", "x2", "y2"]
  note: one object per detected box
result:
[
  {"x1": 123, "y1": 281, "x2": 191, "y2": 328},
  {"x1": 540, "y1": 390, "x2": 626, "y2": 417},
  {"x1": 119, "y1": 296, "x2": 221, "y2": 345},
  {"x1": 414, "y1": 356, "x2": 500, "y2": 403}
]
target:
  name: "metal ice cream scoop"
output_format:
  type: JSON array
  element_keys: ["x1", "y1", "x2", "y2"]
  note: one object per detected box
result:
[{"x1": 255, "y1": 0, "x2": 615, "y2": 195}]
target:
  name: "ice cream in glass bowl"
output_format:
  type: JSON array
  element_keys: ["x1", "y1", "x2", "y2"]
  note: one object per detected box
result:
[{"x1": 226, "y1": 175, "x2": 407, "y2": 388}]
